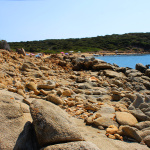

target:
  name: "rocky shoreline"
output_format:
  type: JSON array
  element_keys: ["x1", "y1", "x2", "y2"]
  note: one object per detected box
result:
[{"x1": 0, "y1": 49, "x2": 150, "y2": 149}]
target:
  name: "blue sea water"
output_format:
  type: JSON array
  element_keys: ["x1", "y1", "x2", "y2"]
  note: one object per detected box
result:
[{"x1": 95, "y1": 54, "x2": 150, "y2": 69}]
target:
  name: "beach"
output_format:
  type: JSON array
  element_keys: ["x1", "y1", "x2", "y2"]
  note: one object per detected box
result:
[{"x1": 0, "y1": 49, "x2": 150, "y2": 149}]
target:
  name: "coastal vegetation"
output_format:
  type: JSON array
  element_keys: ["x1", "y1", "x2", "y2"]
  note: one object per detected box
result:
[{"x1": 8, "y1": 32, "x2": 150, "y2": 53}]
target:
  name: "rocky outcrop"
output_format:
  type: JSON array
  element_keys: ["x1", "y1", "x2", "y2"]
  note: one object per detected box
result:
[{"x1": 0, "y1": 51, "x2": 150, "y2": 149}]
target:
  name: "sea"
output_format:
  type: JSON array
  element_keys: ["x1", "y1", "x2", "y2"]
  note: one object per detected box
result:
[{"x1": 95, "y1": 54, "x2": 150, "y2": 69}]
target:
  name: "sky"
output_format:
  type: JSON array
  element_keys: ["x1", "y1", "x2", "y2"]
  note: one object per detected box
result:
[{"x1": 0, "y1": 0, "x2": 150, "y2": 42}]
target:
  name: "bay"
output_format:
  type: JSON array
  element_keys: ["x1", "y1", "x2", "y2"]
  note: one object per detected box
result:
[{"x1": 95, "y1": 54, "x2": 150, "y2": 69}]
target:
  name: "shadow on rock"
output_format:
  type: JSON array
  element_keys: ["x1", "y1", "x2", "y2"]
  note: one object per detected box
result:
[{"x1": 14, "y1": 121, "x2": 40, "y2": 150}]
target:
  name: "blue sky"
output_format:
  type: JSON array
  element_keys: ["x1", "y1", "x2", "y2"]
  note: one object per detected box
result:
[{"x1": 0, "y1": 0, "x2": 150, "y2": 42}]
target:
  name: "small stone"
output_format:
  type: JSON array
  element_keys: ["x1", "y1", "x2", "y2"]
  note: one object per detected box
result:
[
  {"x1": 115, "y1": 112, "x2": 138, "y2": 126},
  {"x1": 62, "y1": 90, "x2": 72, "y2": 97},
  {"x1": 46, "y1": 94, "x2": 63, "y2": 105},
  {"x1": 106, "y1": 125, "x2": 118, "y2": 134}
]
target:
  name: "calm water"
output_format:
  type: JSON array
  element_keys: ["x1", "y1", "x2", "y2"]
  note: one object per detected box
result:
[{"x1": 96, "y1": 54, "x2": 150, "y2": 69}]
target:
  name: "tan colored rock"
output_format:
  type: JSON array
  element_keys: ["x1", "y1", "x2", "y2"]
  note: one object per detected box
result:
[
  {"x1": 121, "y1": 125, "x2": 142, "y2": 142},
  {"x1": 143, "y1": 135, "x2": 150, "y2": 147},
  {"x1": 106, "y1": 125, "x2": 118, "y2": 134},
  {"x1": 17, "y1": 89, "x2": 25, "y2": 97},
  {"x1": 107, "y1": 134, "x2": 116, "y2": 139},
  {"x1": 67, "y1": 101, "x2": 75, "y2": 107},
  {"x1": 30, "y1": 99, "x2": 84, "y2": 147},
  {"x1": 114, "y1": 134, "x2": 123, "y2": 141},
  {"x1": 84, "y1": 103, "x2": 99, "y2": 112},
  {"x1": 93, "y1": 117, "x2": 118, "y2": 128},
  {"x1": 103, "y1": 70, "x2": 126, "y2": 78},
  {"x1": 0, "y1": 83, "x2": 6, "y2": 89},
  {"x1": 46, "y1": 94, "x2": 63, "y2": 105},
  {"x1": 26, "y1": 82, "x2": 40, "y2": 95},
  {"x1": 116, "y1": 112, "x2": 138, "y2": 126},
  {"x1": 0, "y1": 94, "x2": 32, "y2": 149},
  {"x1": 8, "y1": 87, "x2": 17, "y2": 92},
  {"x1": 85, "y1": 116, "x2": 94, "y2": 125},
  {"x1": 62, "y1": 89, "x2": 72, "y2": 97}
]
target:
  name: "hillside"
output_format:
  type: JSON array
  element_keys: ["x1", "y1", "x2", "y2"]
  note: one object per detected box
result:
[{"x1": 9, "y1": 32, "x2": 150, "y2": 53}]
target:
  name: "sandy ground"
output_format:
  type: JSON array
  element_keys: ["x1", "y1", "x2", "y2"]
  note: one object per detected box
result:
[{"x1": 72, "y1": 117, "x2": 150, "y2": 150}]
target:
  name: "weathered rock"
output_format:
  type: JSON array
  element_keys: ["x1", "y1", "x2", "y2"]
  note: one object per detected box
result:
[
  {"x1": 132, "y1": 94, "x2": 144, "y2": 108},
  {"x1": 26, "y1": 82, "x2": 40, "y2": 95},
  {"x1": 143, "y1": 135, "x2": 150, "y2": 147},
  {"x1": 145, "y1": 69, "x2": 150, "y2": 77},
  {"x1": 136, "y1": 63, "x2": 147, "y2": 73},
  {"x1": 97, "y1": 95, "x2": 112, "y2": 102},
  {"x1": 76, "y1": 77, "x2": 86, "y2": 83},
  {"x1": 96, "y1": 105, "x2": 115, "y2": 119},
  {"x1": 78, "y1": 83, "x2": 92, "y2": 89},
  {"x1": 84, "y1": 102, "x2": 99, "y2": 112},
  {"x1": 16, "y1": 48, "x2": 26, "y2": 56},
  {"x1": 30, "y1": 100, "x2": 84, "y2": 147},
  {"x1": 115, "y1": 112, "x2": 138, "y2": 126},
  {"x1": 41, "y1": 141, "x2": 100, "y2": 150},
  {"x1": 134, "y1": 121, "x2": 150, "y2": 130},
  {"x1": 121, "y1": 125, "x2": 142, "y2": 142},
  {"x1": 58, "y1": 60, "x2": 67, "y2": 66},
  {"x1": 125, "y1": 93, "x2": 136, "y2": 102},
  {"x1": 0, "y1": 83, "x2": 7, "y2": 89},
  {"x1": 17, "y1": 89, "x2": 25, "y2": 97},
  {"x1": 126, "y1": 69, "x2": 143, "y2": 77},
  {"x1": 62, "y1": 89, "x2": 72, "y2": 97},
  {"x1": 106, "y1": 125, "x2": 118, "y2": 135},
  {"x1": 103, "y1": 70, "x2": 126, "y2": 78},
  {"x1": 139, "y1": 103, "x2": 149, "y2": 110},
  {"x1": 46, "y1": 94, "x2": 63, "y2": 105},
  {"x1": 0, "y1": 94, "x2": 32, "y2": 149},
  {"x1": 130, "y1": 108, "x2": 150, "y2": 121},
  {"x1": 138, "y1": 130, "x2": 150, "y2": 139},
  {"x1": 38, "y1": 80, "x2": 56, "y2": 89},
  {"x1": 93, "y1": 117, "x2": 118, "y2": 128},
  {"x1": 93, "y1": 63, "x2": 113, "y2": 71},
  {"x1": 40, "y1": 66, "x2": 50, "y2": 70},
  {"x1": 112, "y1": 94, "x2": 121, "y2": 101}
]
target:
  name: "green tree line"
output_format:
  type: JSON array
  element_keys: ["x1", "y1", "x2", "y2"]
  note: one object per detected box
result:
[{"x1": 8, "y1": 32, "x2": 150, "y2": 53}]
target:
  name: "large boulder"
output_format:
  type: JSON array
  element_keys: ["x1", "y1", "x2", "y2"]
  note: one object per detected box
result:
[
  {"x1": 135, "y1": 63, "x2": 147, "y2": 73},
  {"x1": 125, "y1": 69, "x2": 143, "y2": 77},
  {"x1": 115, "y1": 112, "x2": 138, "y2": 126},
  {"x1": 0, "y1": 94, "x2": 32, "y2": 149},
  {"x1": 30, "y1": 100, "x2": 84, "y2": 147},
  {"x1": 93, "y1": 63, "x2": 113, "y2": 71},
  {"x1": 103, "y1": 70, "x2": 126, "y2": 78},
  {"x1": 16, "y1": 48, "x2": 26, "y2": 56},
  {"x1": 41, "y1": 141, "x2": 100, "y2": 150},
  {"x1": 121, "y1": 125, "x2": 142, "y2": 142}
]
